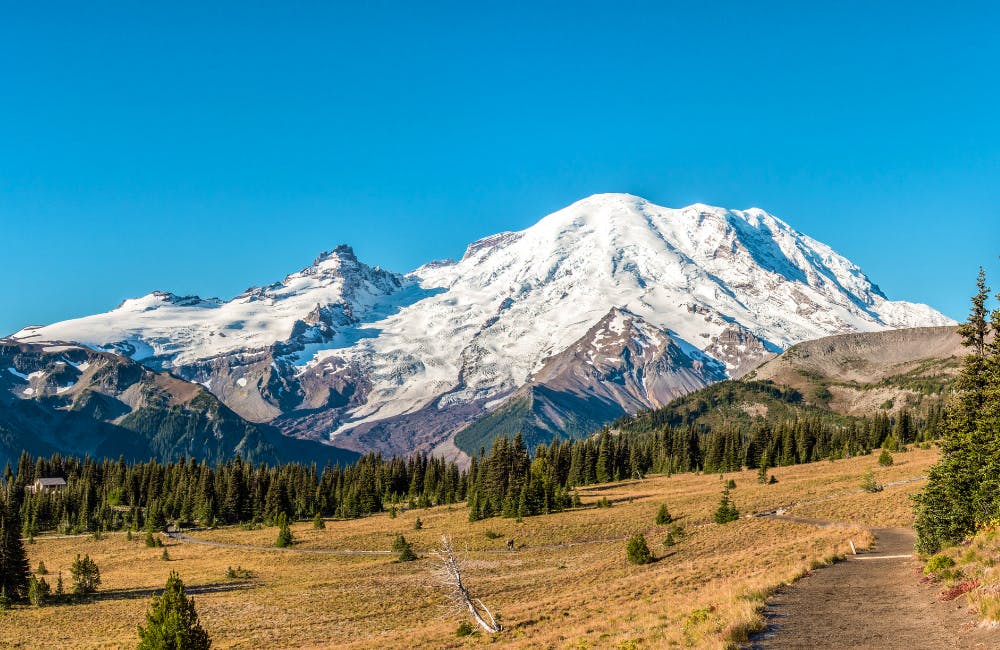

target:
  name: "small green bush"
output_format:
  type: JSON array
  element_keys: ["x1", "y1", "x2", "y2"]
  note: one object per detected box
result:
[
  {"x1": 655, "y1": 503, "x2": 672, "y2": 525},
  {"x1": 626, "y1": 534, "x2": 653, "y2": 565},
  {"x1": 456, "y1": 621, "x2": 475, "y2": 637},
  {"x1": 878, "y1": 449, "x2": 894, "y2": 467},
  {"x1": 924, "y1": 554, "x2": 956, "y2": 575},
  {"x1": 861, "y1": 468, "x2": 883, "y2": 493}
]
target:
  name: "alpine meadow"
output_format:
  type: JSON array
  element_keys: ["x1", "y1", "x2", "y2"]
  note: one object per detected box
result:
[{"x1": 3, "y1": 3, "x2": 1000, "y2": 648}]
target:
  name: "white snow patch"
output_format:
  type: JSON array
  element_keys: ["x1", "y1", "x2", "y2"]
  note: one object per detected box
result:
[{"x1": 236, "y1": 377, "x2": 248, "y2": 388}]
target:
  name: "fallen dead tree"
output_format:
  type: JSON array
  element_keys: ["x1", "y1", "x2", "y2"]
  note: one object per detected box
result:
[{"x1": 431, "y1": 535, "x2": 502, "y2": 634}]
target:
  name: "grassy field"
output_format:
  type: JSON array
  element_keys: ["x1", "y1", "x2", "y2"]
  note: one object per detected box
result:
[{"x1": 0, "y1": 447, "x2": 939, "y2": 649}]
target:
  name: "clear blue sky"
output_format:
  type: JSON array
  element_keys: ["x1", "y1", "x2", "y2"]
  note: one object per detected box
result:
[{"x1": 2, "y1": 1, "x2": 998, "y2": 335}]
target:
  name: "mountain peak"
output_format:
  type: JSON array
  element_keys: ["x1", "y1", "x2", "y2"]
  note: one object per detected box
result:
[{"x1": 9, "y1": 193, "x2": 954, "y2": 460}]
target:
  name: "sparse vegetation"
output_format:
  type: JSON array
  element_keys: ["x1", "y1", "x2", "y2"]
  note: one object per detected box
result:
[
  {"x1": 626, "y1": 534, "x2": 653, "y2": 565},
  {"x1": 0, "y1": 449, "x2": 930, "y2": 648},
  {"x1": 654, "y1": 503, "x2": 672, "y2": 525},
  {"x1": 861, "y1": 468, "x2": 882, "y2": 493}
]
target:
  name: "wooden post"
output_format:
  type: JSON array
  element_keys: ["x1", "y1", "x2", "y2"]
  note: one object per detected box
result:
[{"x1": 849, "y1": 539, "x2": 857, "y2": 555}]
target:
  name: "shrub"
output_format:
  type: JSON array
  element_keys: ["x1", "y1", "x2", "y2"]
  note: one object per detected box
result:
[
  {"x1": 392, "y1": 535, "x2": 408, "y2": 552},
  {"x1": 924, "y1": 554, "x2": 956, "y2": 575},
  {"x1": 655, "y1": 503, "x2": 673, "y2": 525},
  {"x1": 413, "y1": 517, "x2": 423, "y2": 530},
  {"x1": 626, "y1": 534, "x2": 653, "y2": 565},
  {"x1": 36, "y1": 560, "x2": 47, "y2": 575},
  {"x1": 768, "y1": 474, "x2": 778, "y2": 484},
  {"x1": 70, "y1": 554, "x2": 100, "y2": 595},
  {"x1": 861, "y1": 468, "x2": 883, "y2": 493},
  {"x1": 161, "y1": 548, "x2": 170, "y2": 562},
  {"x1": 397, "y1": 542, "x2": 417, "y2": 562},
  {"x1": 484, "y1": 530, "x2": 503, "y2": 540},
  {"x1": 456, "y1": 621, "x2": 475, "y2": 637},
  {"x1": 714, "y1": 487, "x2": 739, "y2": 524},
  {"x1": 313, "y1": 513, "x2": 325, "y2": 529},
  {"x1": 726, "y1": 479, "x2": 736, "y2": 489},
  {"x1": 225, "y1": 566, "x2": 254, "y2": 579},
  {"x1": 878, "y1": 450, "x2": 894, "y2": 467}
]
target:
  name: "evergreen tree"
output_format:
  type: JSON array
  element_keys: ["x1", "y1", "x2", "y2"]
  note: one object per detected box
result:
[
  {"x1": 915, "y1": 269, "x2": 999, "y2": 553},
  {"x1": 655, "y1": 503, "x2": 672, "y2": 525},
  {"x1": 625, "y1": 533, "x2": 653, "y2": 565},
  {"x1": 70, "y1": 554, "x2": 100, "y2": 595},
  {"x1": 0, "y1": 490, "x2": 30, "y2": 601},
  {"x1": 137, "y1": 571, "x2": 211, "y2": 649},
  {"x1": 274, "y1": 513, "x2": 293, "y2": 548},
  {"x1": 27, "y1": 575, "x2": 50, "y2": 607},
  {"x1": 713, "y1": 487, "x2": 739, "y2": 524}
]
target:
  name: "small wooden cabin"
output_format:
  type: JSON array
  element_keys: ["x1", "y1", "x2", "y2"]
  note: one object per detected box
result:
[{"x1": 28, "y1": 477, "x2": 67, "y2": 494}]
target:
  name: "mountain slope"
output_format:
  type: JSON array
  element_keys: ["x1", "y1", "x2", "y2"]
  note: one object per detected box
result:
[
  {"x1": 0, "y1": 340, "x2": 359, "y2": 468},
  {"x1": 610, "y1": 325, "x2": 965, "y2": 444},
  {"x1": 745, "y1": 325, "x2": 963, "y2": 415},
  {"x1": 10, "y1": 194, "x2": 954, "y2": 457},
  {"x1": 453, "y1": 308, "x2": 729, "y2": 454}
]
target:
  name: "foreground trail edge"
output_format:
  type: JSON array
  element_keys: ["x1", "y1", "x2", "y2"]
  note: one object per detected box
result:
[{"x1": 747, "y1": 526, "x2": 996, "y2": 649}]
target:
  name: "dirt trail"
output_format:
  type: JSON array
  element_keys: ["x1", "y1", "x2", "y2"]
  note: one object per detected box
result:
[{"x1": 747, "y1": 526, "x2": 995, "y2": 649}]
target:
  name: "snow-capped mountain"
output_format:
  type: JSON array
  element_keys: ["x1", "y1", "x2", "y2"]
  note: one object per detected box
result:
[{"x1": 11, "y1": 194, "x2": 954, "y2": 459}]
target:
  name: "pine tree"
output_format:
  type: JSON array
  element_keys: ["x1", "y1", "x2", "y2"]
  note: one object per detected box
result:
[
  {"x1": 137, "y1": 571, "x2": 211, "y2": 649},
  {"x1": 0, "y1": 491, "x2": 30, "y2": 601},
  {"x1": 70, "y1": 554, "x2": 100, "y2": 595},
  {"x1": 713, "y1": 487, "x2": 739, "y2": 524},
  {"x1": 915, "y1": 269, "x2": 998, "y2": 553},
  {"x1": 655, "y1": 503, "x2": 672, "y2": 525},
  {"x1": 274, "y1": 513, "x2": 293, "y2": 548},
  {"x1": 625, "y1": 533, "x2": 653, "y2": 565},
  {"x1": 27, "y1": 575, "x2": 50, "y2": 606}
]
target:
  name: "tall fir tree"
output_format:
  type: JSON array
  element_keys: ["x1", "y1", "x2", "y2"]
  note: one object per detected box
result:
[
  {"x1": 915, "y1": 268, "x2": 1000, "y2": 553},
  {"x1": 0, "y1": 488, "x2": 30, "y2": 601}
]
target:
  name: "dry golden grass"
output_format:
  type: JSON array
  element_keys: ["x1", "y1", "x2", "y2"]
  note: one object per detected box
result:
[{"x1": 0, "y1": 449, "x2": 935, "y2": 649}]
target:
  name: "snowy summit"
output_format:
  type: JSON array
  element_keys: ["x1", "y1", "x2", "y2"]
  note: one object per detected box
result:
[{"x1": 11, "y1": 194, "x2": 954, "y2": 458}]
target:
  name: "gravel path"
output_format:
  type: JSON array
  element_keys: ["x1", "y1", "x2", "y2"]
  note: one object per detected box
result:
[{"x1": 746, "y1": 526, "x2": 997, "y2": 649}]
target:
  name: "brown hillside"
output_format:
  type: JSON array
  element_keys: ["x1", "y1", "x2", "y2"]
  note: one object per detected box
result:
[{"x1": 745, "y1": 326, "x2": 963, "y2": 415}]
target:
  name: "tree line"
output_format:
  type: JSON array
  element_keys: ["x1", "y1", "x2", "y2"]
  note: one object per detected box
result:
[
  {"x1": 0, "y1": 379, "x2": 938, "y2": 541},
  {"x1": 7, "y1": 451, "x2": 466, "y2": 537}
]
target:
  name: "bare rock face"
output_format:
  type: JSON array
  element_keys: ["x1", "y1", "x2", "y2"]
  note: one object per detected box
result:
[
  {"x1": 706, "y1": 323, "x2": 775, "y2": 378},
  {"x1": 10, "y1": 194, "x2": 954, "y2": 458}
]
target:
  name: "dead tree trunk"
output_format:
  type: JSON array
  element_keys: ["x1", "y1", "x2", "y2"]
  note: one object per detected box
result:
[{"x1": 433, "y1": 535, "x2": 501, "y2": 634}]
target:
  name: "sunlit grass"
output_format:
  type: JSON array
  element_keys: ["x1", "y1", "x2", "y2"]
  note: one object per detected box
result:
[{"x1": 0, "y1": 448, "x2": 937, "y2": 648}]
